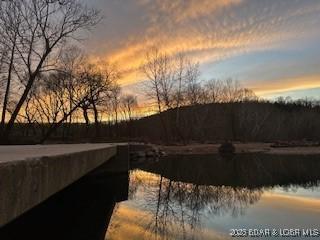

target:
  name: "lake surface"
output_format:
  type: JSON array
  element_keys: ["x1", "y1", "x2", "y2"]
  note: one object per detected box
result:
[
  {"x1": 1, "y1": 153, "x2": 320, "y2": 240},
  {"x1": 106, "y1": 154, "x2": 320, "y2": 240}
]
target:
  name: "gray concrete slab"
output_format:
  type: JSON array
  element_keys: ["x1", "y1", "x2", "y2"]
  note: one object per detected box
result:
[
  {"x1": 0, "y1": 143, "x2": 118, "y2": 162},
  {"x1": 0, "y1": 143, "x2": 128, "y2": 227}
]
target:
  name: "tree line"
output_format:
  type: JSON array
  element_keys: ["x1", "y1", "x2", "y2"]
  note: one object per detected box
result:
[
  {"x1": 0, "y1": 0, "x2": 138, "y2": 143},
  {"x1": 0, "y1": 0, "x2": 257, "y2": 144},
  {"x1": 142, "y1": 48, "x2": 258, "y2": 111},
  {"x1": 0, "y1": 1, "x2": 318, "y2": 144},
  {"x1": 141, "y1": 48, "x2": 258, "y2": 143}
]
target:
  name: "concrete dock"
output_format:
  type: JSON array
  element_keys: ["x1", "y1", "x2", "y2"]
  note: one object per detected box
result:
[{"x1": 0, "y1": 143, "x2": 128, "y2": 227}]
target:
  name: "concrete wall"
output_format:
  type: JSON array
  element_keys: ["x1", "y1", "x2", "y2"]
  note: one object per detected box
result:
[{"x1": 0, "y1": 144, "x2": 128, "y2": 227}]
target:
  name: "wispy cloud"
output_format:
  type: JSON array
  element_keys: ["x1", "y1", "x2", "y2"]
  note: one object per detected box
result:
[
  {"x1": 87, "y1": 0, "x2": 320, "y2": 97},
  {"x1": 253, "y1": 74, "x2": 320, "y2": 97},
  {"x1": 137, "y1": 0, "x2": 243, "y2": 23}
]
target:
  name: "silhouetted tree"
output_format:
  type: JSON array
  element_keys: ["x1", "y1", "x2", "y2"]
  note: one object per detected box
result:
[
  {"x1": 0, "y1": 0, "x2": 100, "y2": 143},
  {"x1": 184, "y1": 62, "x2": 202, "y2": 105},
  {"x1": 121, "y1": 94, "x2": 138, "y2": 121}
]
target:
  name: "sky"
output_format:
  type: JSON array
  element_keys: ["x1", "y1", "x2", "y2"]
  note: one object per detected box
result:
[{"x1": 83, "y1": 0, "x2": 320, "y2": 100}]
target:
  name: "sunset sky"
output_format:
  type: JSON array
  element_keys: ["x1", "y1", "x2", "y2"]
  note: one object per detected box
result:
[{"x1": 84, "y1": 0, "x2": 320, "y2": 100}]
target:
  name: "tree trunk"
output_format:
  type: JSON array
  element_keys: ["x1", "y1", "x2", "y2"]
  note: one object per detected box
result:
[
  {"x1": 82, "y1": 107, "x2": 90, "y2": 136},
  {"x1": 40, "y1": 101, "x2": 85, "y2": 143},
  {"x1": 92, "y1": 102, "x2": 100, "y2": 138},
  {"x1": 3, "y1": 49, "x2": 51, "y2": 143},
  {"x1": 0, "y1": 40, "x2": 16, "y2": 135}
]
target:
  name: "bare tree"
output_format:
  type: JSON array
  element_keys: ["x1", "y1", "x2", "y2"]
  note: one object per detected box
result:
[
  {"x1": 204, "y1": 79, "x2": 257, "y2": 103},
  {"x1": 238, "y1": 88, "x2": 258, "y2": 102},
  {"x1": 142, "y1": 48, "x2": 176, "y2": 112},
  {"x1": 18, "y1": 56, "x2": 121, "y2": 143},
  {"x1": 109, "y1": 84, "x2": 121, "y2": 132},
  {"x1": 142, "y1": 48, "x2": 175, "y2": 142},
  {"x1": 221, "y1": 78, "x2": 243, "y2": 102},
  {"x1": 204, "y1": 79, "x2": 223, "y2": 103},
  {"x1": 79, "y1": 62, "x2": 119, "y2": 137},
  {"x1": 120, "y1": 94, "x2": 138, "y2": 121},
  {"x1": 173, "y1": 53, "x2": 186, "y2": 110},
  {"x1": 0, "y1": 0, "x2": 101, "y2": 142},
  {"x1": 184, "y1": 61, "x2": 202, "y2": 105},
  {"x1": 0, "y1": 1, "x2": 22, "y2": 132},
  {"x1": 59, "y1": 45, "x2": 86, "y2": 126}
]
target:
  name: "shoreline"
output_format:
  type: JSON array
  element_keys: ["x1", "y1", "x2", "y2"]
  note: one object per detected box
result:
[{"x1": 156, "y1": 143, "x2": 320, "y2": 156}]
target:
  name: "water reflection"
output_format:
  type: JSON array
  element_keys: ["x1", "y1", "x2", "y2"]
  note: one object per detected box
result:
[
  {"x1": 141, "y1": 154, "x2": 320, "y2": 188},
  {"x1": 1, "y1": 153, "x2": 319, "y2": 240},
  {"x1": 107, "y1": 154, "x2": 320, "y2": 240},
  {"x1": 136, "y1": 173, "x2": 262, "y2": 239},
  {"x1": 0, "y1": 170, "x2": 129, "y2": 240}
]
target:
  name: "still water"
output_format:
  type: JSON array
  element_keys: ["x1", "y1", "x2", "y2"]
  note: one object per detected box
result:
[
  {"x1": 106, "y1": 154, "x2": 320, "y2": 240},
  {"x1": 1, "y1": 153, "x2": 320, "y2": 240}
]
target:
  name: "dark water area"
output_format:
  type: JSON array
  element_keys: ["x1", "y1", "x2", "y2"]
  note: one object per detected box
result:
[
  {"x1": 108, "y1": 154, "x2": 320, "y2": 240},
  {"x1": 0, "y1": 171, "x2": 129, "y2": 240},
  {"x1": 1, "y1": 153, "x2": 320, "y2": 240}
]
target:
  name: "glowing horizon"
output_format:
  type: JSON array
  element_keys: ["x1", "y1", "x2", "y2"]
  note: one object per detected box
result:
[{"x1": 84, "y1": 0, "x2": 320, "y2": 101}]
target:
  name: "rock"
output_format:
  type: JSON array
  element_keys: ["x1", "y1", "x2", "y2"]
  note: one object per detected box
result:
[
  {"x1": 159, "y1": 151, "x2": 166, "y2": 157},
  {"x1": 218, "y1": 142, "x2": 235, "y2": 154}
]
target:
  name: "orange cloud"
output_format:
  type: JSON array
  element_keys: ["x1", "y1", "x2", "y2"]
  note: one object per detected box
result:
[
  {"x1": 103, "y1": 29, "x2": 298, "y2": 86},
  {"x1": 88, "y1": 0, "x2": 320, "y2": 98},
  {"x1": 252, "y1": 75, "x2": 320, "y2": 96}
]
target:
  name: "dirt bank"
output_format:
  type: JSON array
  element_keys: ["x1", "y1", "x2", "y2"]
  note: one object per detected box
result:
[{"x1": 157, "y1": 143, "x2": 320, "y2": 155}]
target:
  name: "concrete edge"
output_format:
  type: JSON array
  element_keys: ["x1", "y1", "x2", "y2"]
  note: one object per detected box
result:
[{"x1": 0, "y1": 145, "x2": 118, "y2": 227}]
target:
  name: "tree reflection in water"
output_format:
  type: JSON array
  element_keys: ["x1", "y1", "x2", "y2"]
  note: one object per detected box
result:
[
  {"x1": 128, "y1": 171, "x2": 262, "y2": 239},
  {"x1": 120, "y1": 153, "x2": 320, "y2": 240},
  {"x1": 143, "y1": 173, "x2": 262, "y2": 239}
]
